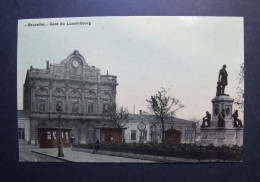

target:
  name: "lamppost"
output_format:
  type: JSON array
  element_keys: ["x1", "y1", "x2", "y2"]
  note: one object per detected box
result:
[
  {"x1": 137, "y1": 122, "x2": 146, "y2": 144},
  {"x1": 57, "y1": 103, "x2": 64, "y2": 157}
]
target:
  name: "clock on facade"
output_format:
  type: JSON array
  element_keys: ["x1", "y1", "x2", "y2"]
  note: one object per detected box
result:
[{"x1": 71, "y1": 58, "x2": 80, "y2": 68}]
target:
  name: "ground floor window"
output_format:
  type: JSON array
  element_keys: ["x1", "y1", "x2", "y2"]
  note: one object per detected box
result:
[
  {"x1": 131, "y1": 130, "x2": 136, "y2": 141},
  {"x1": 143, "y1": 130, "x2": 147, "y2": 140},
  {"x1": 18, "y1": 128, "x2": 25, "y2": 139},
  {"x1": 185, "y1": 131, "x2": 193, "y2": 142}
]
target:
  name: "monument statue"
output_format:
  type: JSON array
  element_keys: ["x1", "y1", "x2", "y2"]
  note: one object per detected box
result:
[
  {"x1": 201, "y1": 111, "x2": 211, "y2": 128},
  {"x1": 232, "y1": 110, "x2": 243, "y2": 127},
  {"x1": 216, "y1": 82, "x2": 222, "y2": 96},
  {"x1": 218, "y1": 109, "x2": 225, "y2": 127},
  {"x1": 218, "y1": 64, "x2": 228, "y2": 95}
]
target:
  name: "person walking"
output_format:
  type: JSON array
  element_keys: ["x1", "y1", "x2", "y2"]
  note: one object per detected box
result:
[{"x1": 93, "y1": 138, "x2": 100, "y2": 154}]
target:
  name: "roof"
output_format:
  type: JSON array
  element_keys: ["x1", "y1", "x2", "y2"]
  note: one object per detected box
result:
[
  {"x1": 97, "y1": 124, "x2": 127, "y2": 129},
  {"x1": 165, "y1": 128, "x2": 182, "y2": 133},
  {"x1": 128, "y1": 114, "x2": 194, "y2": 124}
]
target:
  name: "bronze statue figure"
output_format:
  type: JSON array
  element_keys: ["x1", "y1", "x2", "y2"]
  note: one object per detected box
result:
[
  {"x1": 218, "y1": 109, "x2": 225, "y2": 127},
  {"x1": 232, "y1": 110, "x2": 243, "y2": 127},
  {"x1": 218, "y1": 65, "x2": 228, "y2": 95},
  {"x1": 201, "y1": 111, "x2": 211, "y2": 128},
  {"x1": 216, "y1": 82, "x2": 222, "y2": 96}
]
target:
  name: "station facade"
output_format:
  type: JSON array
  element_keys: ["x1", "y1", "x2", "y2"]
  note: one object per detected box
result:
[{"x1": 23, "y1": 50, "x2": 117, "y2": 147}]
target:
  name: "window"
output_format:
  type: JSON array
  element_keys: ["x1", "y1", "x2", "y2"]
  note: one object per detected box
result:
[
  {"x1": 47, "y1": 131, "x2": 51, "y2": 140},
  {"x1": 143, "y1": 130, "x2": 147, "y2": 140},
  {"x1": 39, "y1": 98, "x2": 45, "y2": 112},
  {"x1": 131, "y1": 130, "x2": 136, "y2": 141},
  {"x1": 178, "y1": 126, "x2": 181, "y2": 130},
  {"x1": 53, "y1": 131, "x2": 56, "y2": 140},
  {"x1": 18, "y1": 128, "x2": 25, "y2": 139},
  {"x1": 103, "y1": 103, "x2": 109, "y2": 113},
  {"x1": 72, "y1": 99, "x2": 78, "y2": 112},
  {"x1": 65, "y1": 132, "x2": 68, "y2": 139},
  {"x1": 185, "y1": 131, "x2": 188, "y2": 142},
  {"x1": 159, "y1": 132, "x2": 162, "y2": 139},
  {"x1": 189, "y1": 132, "x2": 193, "y2": 142},
  {"x1": 56, "y1": 99, "x2": 62, "y2": 111},
  {"x1": 87, "y1": 101, "x2": 94, "y2": 113}
]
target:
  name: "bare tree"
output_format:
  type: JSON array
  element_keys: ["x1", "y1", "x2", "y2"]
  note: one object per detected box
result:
[
  {"x1": 234, "y1": 63, "x2": 244, "y2": 111},
  {"x1": 146, "y1": 88, "x2": 184, "y2": 144},
  {"x1": 104, "y1": 103, "x2": 129, "y2": 142}
]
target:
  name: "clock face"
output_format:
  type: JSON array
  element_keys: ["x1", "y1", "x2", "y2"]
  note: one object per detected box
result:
[{"x1": 72, "y1": 59, "x2": 79, "y2": 68}]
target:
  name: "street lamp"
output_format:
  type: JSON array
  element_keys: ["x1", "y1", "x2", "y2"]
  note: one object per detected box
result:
[
  {"x1": 57, "y1": 103, "x2": 64, "y2": 157},
  {"x1": 137, "y1": 122, "x2": 146, "y2": 144}
]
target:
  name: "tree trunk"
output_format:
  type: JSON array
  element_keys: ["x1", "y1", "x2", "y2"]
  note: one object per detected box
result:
[{"x1": 162, "y1": 121, "x2": 165, "y2": 144}]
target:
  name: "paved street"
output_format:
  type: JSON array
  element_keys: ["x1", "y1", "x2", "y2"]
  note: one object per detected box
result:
[
  {"x1": 31, "y1": 147, "x2": 155, "y2": 163},
  {"x1": 19, "y1": 143, "x2": 155, "y2": 163},
  {"x1": 19, "y1": 144, "x2": 64, "y2": 162}
]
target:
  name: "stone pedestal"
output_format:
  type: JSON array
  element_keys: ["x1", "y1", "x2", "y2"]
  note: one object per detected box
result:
[{"x1": 198, "y1": 95, "x2": 243, "y2": 146}]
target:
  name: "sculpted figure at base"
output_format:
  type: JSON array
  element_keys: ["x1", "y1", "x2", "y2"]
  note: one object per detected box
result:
[
  {"x1": 218, "y1": 65, "x2": 228, "y2": 95},
  {"x1": 232, "y1": 110, "x2": 243, "y2": 127},
  {"x1": 218, "y1": 109, "x2": 226, "y2": 127},
  {"x1": 201, "y1": 111, "x2": 211, "y2": 128}
]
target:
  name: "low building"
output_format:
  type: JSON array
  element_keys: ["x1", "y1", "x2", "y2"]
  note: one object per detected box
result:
[
  {"x1": 98, "y1": 124, "x2": 126, "y2": 143},
  {"x1": 124, "y1": 111, "x2": 196, "y2": 144},
  {"x1": 18, "y1": 110, "x2": 30, "y2": 143},
  {"x1": 124, "y1": 113, "x2": 156, "y2": 143},
  {"x1": 150, "y1": 117, "x2": 196, "y2": 143},
  {"x1": 165, "y1": 128, "x2": 182, "y2": 144}
]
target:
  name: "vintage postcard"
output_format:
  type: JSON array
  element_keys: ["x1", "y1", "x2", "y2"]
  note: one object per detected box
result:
[{"x1": 17, "y1": 16, "x2": 244, "y2": 162}]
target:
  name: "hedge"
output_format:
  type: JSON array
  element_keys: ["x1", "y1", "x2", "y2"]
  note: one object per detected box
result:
[{"x1": 73, "y1": 142, "x2": 242, "y2": 161}]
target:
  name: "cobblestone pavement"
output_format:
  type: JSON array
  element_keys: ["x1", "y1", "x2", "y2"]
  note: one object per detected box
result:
[{"x1": 31, "y1": 147, "x2": 155, "y2": 163}]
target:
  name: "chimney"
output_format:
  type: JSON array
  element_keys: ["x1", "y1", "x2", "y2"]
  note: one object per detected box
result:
[
  {"x1": 139, "y1": 110, "x2": 142, "y2": 115},
  {"x1": 46, "y1": 61, "x2": 50, "y2": 70},
  {"x1": 30, "y1": 66, "x2": 33, "y2": 70}
]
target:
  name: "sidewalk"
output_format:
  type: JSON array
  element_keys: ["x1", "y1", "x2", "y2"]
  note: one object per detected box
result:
[{"x1": 31, "y1": 148, "x2": 155, "y2": 163}]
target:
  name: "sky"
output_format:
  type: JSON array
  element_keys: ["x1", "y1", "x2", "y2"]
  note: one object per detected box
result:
[{"x1": 17, "y1": 16, "x2": 244, "y2": 121}]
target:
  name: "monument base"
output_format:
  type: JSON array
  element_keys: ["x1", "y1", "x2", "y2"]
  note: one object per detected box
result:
[{"x1": 199, "y1": 127, "x2": 243, "y2": 146}]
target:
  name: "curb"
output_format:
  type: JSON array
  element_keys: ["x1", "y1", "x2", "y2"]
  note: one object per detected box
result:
[
  {"x1": 72, "y1": 148, "x2": 236, "y2": 163},
  {"x1": 31, "y1": 150, "x2": 73, "y2": 162}
]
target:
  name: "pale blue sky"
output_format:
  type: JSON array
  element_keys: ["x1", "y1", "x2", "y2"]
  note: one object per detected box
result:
[{"x1": 17, "y1": 16, "x2": 244, "y2": 120}]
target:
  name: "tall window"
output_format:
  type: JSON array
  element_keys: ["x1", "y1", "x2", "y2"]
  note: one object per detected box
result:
[
  {"x1": 185, "y1": 131, "x2": 193, "y2": 142},
  {"x1": 56, "y1": 99, "x2": 62, "y2": 111},
  {"x1": 72, "y1": 99, "x2": 78, "y2": 112},
  {"x1": 39, "y1": 98, "x2": 45, "y2": 112},
  {"x1": 143, "y1": 130, "x2": 147, "y2": 140},
  {"x1": 131, "y1": 130, "x2": 136, "y2": 141},
  {"x1": 87, "y1": 101, "x2": 94, "y2": 114},
  {"x1": 18, "y1": 128, "x2": 25, "y2": 139},
  {"x1": 103, "y1": 103, "x2": 109, "y2": 113}
]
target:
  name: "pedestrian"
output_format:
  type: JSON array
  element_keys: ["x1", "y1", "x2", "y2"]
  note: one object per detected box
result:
[{"x1": 93, "y1": 138, "x2": 100, "y2": 154}]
